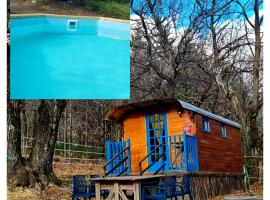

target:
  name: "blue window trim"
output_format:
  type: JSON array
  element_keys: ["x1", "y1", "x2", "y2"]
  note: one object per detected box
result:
[
  {"x1": 145, "y1": 112, "x2": 169, "y2": 172},
  {"x1": 221, "y1": 123, "x2": 227, "y2": 139},
  {"x1": 202, "y1": 116, "x2": 210, "y2": 133}
]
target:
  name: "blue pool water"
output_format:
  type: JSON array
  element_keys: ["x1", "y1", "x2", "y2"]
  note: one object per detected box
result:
[{"x1": 10, "y1": 17, "x2": 130, "y2": 99}]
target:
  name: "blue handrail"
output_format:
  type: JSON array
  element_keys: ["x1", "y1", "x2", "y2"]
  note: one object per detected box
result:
[
  {"x1": 105, "y1": 139, "x2": 131, "y2": 176},
  {"x1": 139, "y1": 143, "x2": 166, "y2": 175}
]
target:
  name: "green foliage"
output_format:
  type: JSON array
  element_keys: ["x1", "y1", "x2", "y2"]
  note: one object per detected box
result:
[
  {"x1": 83, "y1": 0, "x2": 130, "y2": 19},
  {"x1": 97, "y1": 1, "x2": 130, "y2": 19},
  {"x1": 53, "y1": 0, "x2": 129, "y2": 19},
  {"x1": 81, "y1": 0, "x2": 100, "y2": 8}
]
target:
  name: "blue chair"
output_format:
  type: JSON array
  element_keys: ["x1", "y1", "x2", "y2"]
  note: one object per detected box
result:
[
  {"x1": 72, "y1": 175, "x2": 108, "y2": 200},
  {"x1": 160, "y1": 176, "x2": 177, "y2": 199},
  {"x1": 142, "y1": 185, "x2": 167, "y2": 200},
  {"x1": 173, "y1": 174, "x2": 193, "y2": 200},
  {"x1": 142, "y1": 176, "x2": 175, "y2": 200},
  {"x1": 142, "y1": 175, "x2": 193, "y2": 200},
  {"x1": 72, "y1": 175, "x2": 92, "y2": 200}
]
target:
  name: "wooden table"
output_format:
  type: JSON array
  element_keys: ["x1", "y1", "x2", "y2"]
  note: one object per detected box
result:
[{"x1": 93, "y1": 175, "x2": 164, "y2": 200}]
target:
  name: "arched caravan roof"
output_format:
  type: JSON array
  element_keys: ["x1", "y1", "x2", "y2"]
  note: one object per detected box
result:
[{"x1": 104, "y1": 99, "x2": 241, "y2": 129}]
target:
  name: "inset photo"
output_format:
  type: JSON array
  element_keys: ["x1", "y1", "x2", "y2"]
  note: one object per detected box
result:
[{"x1": 9, "y1": 0, "x2": 130, "y2": 99}]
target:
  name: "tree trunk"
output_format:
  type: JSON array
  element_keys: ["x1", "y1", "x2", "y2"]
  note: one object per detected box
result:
[
  {"x1": 7, "y1": 100, "x2": 23, "y2": 166},
  {"x1": 100, "y1": 120, "x2": 106, "y2": 153},
  {"x1": 252, "y1": 0, "x2": 261, "y2": 113},
  {"x1": 7, "y1": 100, "x2": 32, "y2": 187},
  {"x1": 20, "y1": 106, "x2": 28, "y2": 155},
  {"x1": 167, "y1": 81, "x2": 176, "y2": 98},
  {"x1": 8, "y1": 100, "x2": 67, "y2": 188},
  {"x1": 28, "y1": 100, "x2": 67, "y2": 187}
]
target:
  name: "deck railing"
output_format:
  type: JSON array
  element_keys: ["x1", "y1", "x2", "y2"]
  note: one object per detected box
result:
[
  {"x1": 104, "y1": 139, "x2": 131, "y2": 176},
  {"x1": 105, "y1": 133, "x2": 199, "y2": 176},
  {"x1": 168, "y1": 134, "x2": 185, "y2": 170},
  {"x1": 168, "y1": 133, "x2": 199, "y2": 171},
  {"x1": 139, "y1": 133, "x2": 199, "y2": 175}
]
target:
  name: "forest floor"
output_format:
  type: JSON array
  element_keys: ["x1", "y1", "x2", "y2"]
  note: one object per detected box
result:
[
  {"x1": 208, "y1": 183, "x2": 263, "y2": 200},
  {"x1": 10, "y1": 0, "x2": 129, "y2": 19},
  {"x1": 8, "y1": 161, "x2": 104, "y2": 200},
  {"x1": 8, "y1": 161, "x2": 263, "y2": 200}
]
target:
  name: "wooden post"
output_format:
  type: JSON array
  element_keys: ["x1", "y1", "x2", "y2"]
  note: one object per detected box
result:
[
  {"x1": 114, "y1": 182, "x2": 119, "y2": 200},
  {"x1": 133, "y1": 181, "x2": 141, "y2": 200},
  {"x1": 95, "y1": 181, "x2": 101, "y2": 200}
]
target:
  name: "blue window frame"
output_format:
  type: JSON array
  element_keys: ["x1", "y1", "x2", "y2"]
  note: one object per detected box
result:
[
  {"x1": 221, "y1": 123, "x2": 227, "y2": 138},
  {"x1": 145, "y1": 112, "x2": 169, "y2": 172},
  {"x1": 202, "y1": 116, "x2": 210, "y2": 133}
]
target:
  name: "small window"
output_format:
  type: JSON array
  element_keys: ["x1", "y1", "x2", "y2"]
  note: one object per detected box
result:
[
  {"x1": 221, "y1": 123, "x2": 227, "y2": 138},
  {"x1": 202, "y1": 116, "x2": 210, "y2": 133}
]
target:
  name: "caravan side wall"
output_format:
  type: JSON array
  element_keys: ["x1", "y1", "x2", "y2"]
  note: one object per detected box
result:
[{"x1": 195, "y1": 114, "x2": 244, "y2": 173}]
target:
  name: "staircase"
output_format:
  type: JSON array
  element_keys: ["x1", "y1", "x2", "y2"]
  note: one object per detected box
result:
[
  {"x1": 139, "y1": 143, "x2": 166, "y2": 175},
  {"x1": 104, "y1": 139, "x2": 131, "y2": 176},
  {"x1": 139, "y1": 133, "x2": 199, "y2": 175}
]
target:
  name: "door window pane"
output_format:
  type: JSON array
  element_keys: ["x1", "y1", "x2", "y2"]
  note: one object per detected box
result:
[{"x1": 147, "y1": 113, "x2": 167, "y2": 162}]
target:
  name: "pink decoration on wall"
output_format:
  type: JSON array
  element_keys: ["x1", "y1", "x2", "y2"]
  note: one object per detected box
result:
[{"x1": 183, "y1": 126, "x2": 192, "y2": 133}]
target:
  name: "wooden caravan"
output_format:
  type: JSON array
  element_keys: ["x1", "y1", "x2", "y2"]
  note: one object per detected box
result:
[{"x1": 104, "y1": 99, "x2": 243, "y2": 176}]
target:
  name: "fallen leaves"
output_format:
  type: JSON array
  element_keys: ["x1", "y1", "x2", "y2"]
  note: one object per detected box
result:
[
  {"x1": 8, "y1": 160, "x2": 105, "y2": 200},
  {"x1": 7, "y1": 187, "x2": 40, "y2": 200},
  {"x1": 208, "y1": 181, "x2": 263, "y2": 200}
]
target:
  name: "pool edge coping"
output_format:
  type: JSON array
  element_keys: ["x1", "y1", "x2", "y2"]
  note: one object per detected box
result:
[{"x1": 10, "y1": 13, "x2": 130, "y2": 24}]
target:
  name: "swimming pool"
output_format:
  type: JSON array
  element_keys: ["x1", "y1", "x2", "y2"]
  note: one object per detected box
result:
[{"x1": 10, "y1": 16, "x2": 130, "y2": 99}]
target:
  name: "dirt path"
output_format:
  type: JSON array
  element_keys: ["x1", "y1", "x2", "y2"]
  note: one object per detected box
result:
[{"x1": 10, "y1": 2, "x2": 39, "y2": 14}]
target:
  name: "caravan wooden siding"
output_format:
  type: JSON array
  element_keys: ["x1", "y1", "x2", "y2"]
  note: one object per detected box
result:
[
  {"x1": 195, "y1": 114, "x2": 243, "y2": 173},
  {"x1": 167, "y1": 106, "x2": 196, "y2": 136},
  {"x1": 123, "y1": 112, "x2": 148, "y2": 173}
]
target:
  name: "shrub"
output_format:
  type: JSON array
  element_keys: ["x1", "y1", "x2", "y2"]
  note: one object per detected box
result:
[
  {"x1": 98, "y1": 1, "x2": 129, "y2": 19},
  {"x1": 83, "y1": 0, "x2": 130, "y2": 19}
]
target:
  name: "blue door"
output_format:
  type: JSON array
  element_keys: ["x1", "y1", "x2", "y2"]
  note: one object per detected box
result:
[{"x1": 146, "y1": 112, "x2": 169, "y2": 172}]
